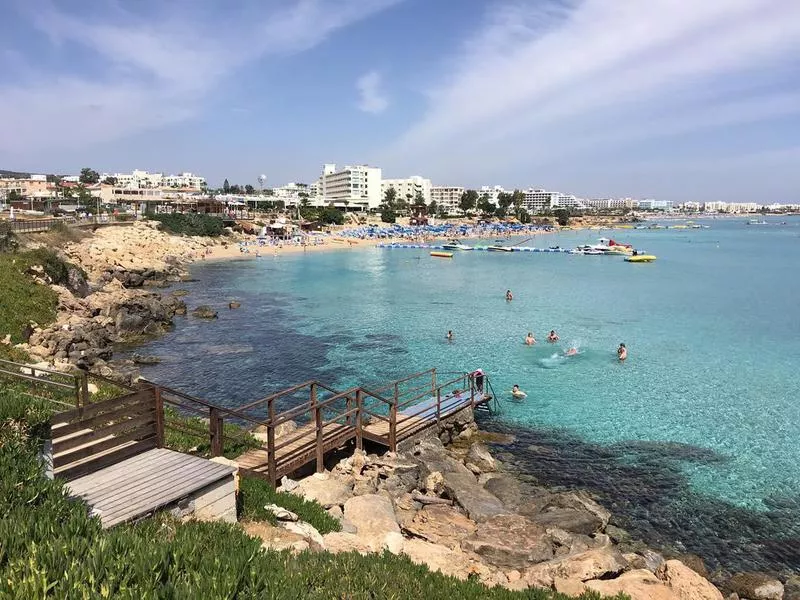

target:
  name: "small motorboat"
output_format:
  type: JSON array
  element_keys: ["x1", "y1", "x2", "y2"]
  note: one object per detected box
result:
[
  {"x1": 625, "y1": 254, "x2": 657, "y2": 263},
  {"x1": 571, "y1": 246, "x2": 604, "y2": 255},
  {"x1": 441, "y1": 241, "x2": 473, "y2": 251}
]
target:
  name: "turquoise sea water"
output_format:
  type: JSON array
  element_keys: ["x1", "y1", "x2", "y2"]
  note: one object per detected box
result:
[{"x1": 137, "y1": 217, "x2": 800, "y2": 572}]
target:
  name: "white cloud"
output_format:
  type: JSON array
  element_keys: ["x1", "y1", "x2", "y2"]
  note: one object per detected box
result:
[
  {"x1": 386, "y1": 0, "x2": 800, "y2": 187},
  {"x1": 0, "y1": 0, "x2": 402, "y2": 157},
  {"x1": 356, "y1": 70, "x2": 389, "y2": 114}
]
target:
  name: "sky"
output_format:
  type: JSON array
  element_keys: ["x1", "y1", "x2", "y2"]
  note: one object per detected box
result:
[{"x1": 1, "y1": 0, "x2": 800, "y2": 202}]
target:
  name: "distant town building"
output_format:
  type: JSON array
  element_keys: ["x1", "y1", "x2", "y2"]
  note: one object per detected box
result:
[
  {"x1": 100, "y1": 169, "x2": 206, "y2": 191},
  {"x1": 477, "y1": 186, "x2": 506, "y2": 204},
  {"x1": 162, "y1": 172, "x2": 206, "y2": 190},
  {"x1": 273, "y1": 182, "x2": 313, "y2": 207},
  {"x1": 316, "y1": 164, "x2": 382, "y2": 210},
  {"x1": 381, "y1": 176, "x2": 432, "y2": 205},
  {"x1": 430, "y1": 186, "x2": 465, "y2": 215},
  {"x1": 0, "y1": 175, "x2": 54, "y2": 200},
  {"x1": 637, "y1": 199, "x2": 673, "y2": 211}
]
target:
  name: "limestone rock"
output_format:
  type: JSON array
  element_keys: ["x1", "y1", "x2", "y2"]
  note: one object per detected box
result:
[
  {"x1": 292, "y1": 473, "x2": 353, "y2": 509},
  {"x1": 461, "y1": 514, "x2": 553, "y2": 570},
  {"x1": 483, "y1": 474, "x2": 524, "y2": 509},
  {"x1": 382, "y1": 531, "x2": 405, "y2": 554},
  {"x1": 263, "y1": 503, "x2": 298, "y2": 522},
  {"x1": 279, "y1": 521, "x2": 324, "y2": 549},
  {"x1": 343, "y1": 494, "x2": 400, "y2": 540},
  {"x1": 424, "y1": 471, "x2": 445, "y2": 495},
  {"x1": 523, "y1": 548, "x2": 629, "y2": 588},
  {"x1": 321, "y1": 532, "x2": 374, "y2": 555},
  {"x1": 784, "y1": 575, "x2": 800, "y2": 600},
  {"x1": 241, "y1": 521, "x2": 311, "y2": 553},
  {"x1": 728, "y1": 572, "x2": 784, "y2": 600},
  {"x1": 402, "y1": 505, "x2": 477, "y2": 549},
  {"x1": 402, "y1": 538, "x2": 498, "y2": 585},
  {"x1": 465, "y1": 442, "x2": 496, "y2": 473},
  {"x1": 442, "y1": 472, "x2": 508, "y2": 522},
  {"x1": 586, "y1": 569, "x2": 678, "y2": 600},
  {"x1": 658, "y1": 560, "x2": 724, "y2": 600},
  {"x1": 523, "y1": 491, "x2": 610, "y2": 535}
]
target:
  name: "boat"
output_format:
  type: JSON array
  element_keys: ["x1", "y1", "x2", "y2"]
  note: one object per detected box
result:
[
  {"x1": 430, "y1": 251, "x2": 453, "y2": 258},
  {"x1": 625, "y1": 254, "x2": 657, "y2": 263},
  {"x1": 487, "y1": 246, "x2": 513, "y2": 252},
  {"x1": 747, "y1": 219, "x2": 768, "y2": 225},
  {"x1": 571, "y1": 246, "x2": 604, "y2": 255},
  {"x1": 441, "y1": 241, "x2": 473, "y2": 251}
]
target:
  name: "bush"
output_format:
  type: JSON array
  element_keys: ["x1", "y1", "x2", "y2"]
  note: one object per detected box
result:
[
  {"x1": 239, "y1": 476, "x2": 341, "y2": 534},
  {"x1": 319, "y1": 207, "x2": 345, "y2": 225},
  {"x1": 149, "y1": 213, "x2": 224, "y2": 236},
  {"x1": 381, "y1": 208, "x2": 397, "y2": 223},
  {"x1": 0, "y1": 222, "x2": 19, "y2": 252}
]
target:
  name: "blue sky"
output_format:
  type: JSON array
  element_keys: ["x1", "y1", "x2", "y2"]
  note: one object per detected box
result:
[{"x1": 1, "y1": 0, "x2": 800, "y2": 202}]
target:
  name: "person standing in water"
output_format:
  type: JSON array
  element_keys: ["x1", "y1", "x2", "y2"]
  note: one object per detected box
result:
[
  {"x1": 506, "y1": 290, "x2": 513, "y2": 301},
  {"x1": 525, "y1": 332, "x2": 536, "y2": 345},
  {"x1": 547, "y1": 330, "x2": 559, "y2": 343},
  {"x1": 617, "y1": 343, "x2": 627, "y2": 362},
  {"x1": 446, "y1": 330, "x2": 454, "y2": 342}
]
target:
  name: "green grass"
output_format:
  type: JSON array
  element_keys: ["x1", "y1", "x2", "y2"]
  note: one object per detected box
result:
[
  {"x1": 0, "y1": 251, "x2": 59, "y2": 343},
  {"x1": 163, "y1": 407, "x2": 261, "y2": 459},
  {"x1": 239, "y1": 476, "x2": 342, "y2": 534}
]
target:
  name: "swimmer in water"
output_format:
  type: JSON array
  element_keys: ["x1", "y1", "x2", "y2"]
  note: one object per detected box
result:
[
  {"x1": 511, "y1": 384, "x2": 527, "y2": 398},
  {"x1": 446, "y1": 330, "x2": 454, "y2": 342},
  {"x1": 617, "y1": 343, "x2": 627, "y2": 362},
  {"x1": 506, "y1": 290, "x2": 513, "y2": 301},
  {"x1": 565, "y1": 347, "x2": 578, "y2": 356},
  {"x1": 547, "y1": 330, "x2": 560, "y2": 343},
  {"x1": 525, "y1": 332, "x2": 536, "y2": 345}
]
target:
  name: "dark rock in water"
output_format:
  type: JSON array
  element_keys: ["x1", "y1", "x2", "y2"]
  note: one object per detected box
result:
[
  {"x1": 483, "y1": 474, "x2": 524, "y2": 509},
  {"x1": 192, "y1": 305, "x2": 218, "y2": 319},
  {"x1": 605, "y1": 524, "x2": 630, "y2": 544},
  {"x1": 528, "y1": 506, "x2": 606, "y2": 535},
  {"x1": 171, "y1": 289, "x2": 190, "y2": 297},
  {"x1": 132, "y1": 353, "x2": 161, "y2": 365},
  {"x1": 174, "y1": 304, "x2": 187, "y2": 316},
  {"x1": 228, "y1": 301, "x2": 241, "y2": 309},
  {"x1": 727, "y1": 572, "x2": 784, "y2": 600},
  {"x1": 784, "y1": 575, "x2": 800, "y2": 600}
]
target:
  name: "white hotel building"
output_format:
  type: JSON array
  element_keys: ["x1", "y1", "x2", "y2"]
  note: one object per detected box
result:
[
  {"x1": 100, "y1": 169, "x2": 205, "y2": 190},
  {"x1": 316, "y1": 164, "x2": 382, "y2": 210},
  {"x1": 381, "y1": 176, "x2": 432, "y2": 204},
  {"x1": 430, "y1": 186, "x2": 465, "y2": 215}
]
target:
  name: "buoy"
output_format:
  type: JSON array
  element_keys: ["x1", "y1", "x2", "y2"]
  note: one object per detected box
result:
[{"x1": 430, "y1": 251, "x2": 453, "y2": 258}]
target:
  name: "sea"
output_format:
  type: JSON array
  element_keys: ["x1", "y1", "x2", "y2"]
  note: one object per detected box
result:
[{"x1": 133, "y1": 217, "x2": 800, "y2": 575}]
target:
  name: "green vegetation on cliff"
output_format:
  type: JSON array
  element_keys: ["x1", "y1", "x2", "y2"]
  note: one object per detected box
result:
[{"x1": 148, "y1": 213, "x2": 224, "y2": 236}]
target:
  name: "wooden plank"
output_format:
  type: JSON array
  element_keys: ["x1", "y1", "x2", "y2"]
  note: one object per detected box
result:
[
  {"x1": 54, "y1": 423, "x2": 156, "y2": 468},
  {"x1": 68, "y1": 450, "x2": 192, "y2": 497},
  {"x1": 56, "y1": 439, "x2": 157, "y2": 481},
  {"x1": 52, "y1": 400, "x2": 155, "y2": 440},
  {"x1": 53, "y1": 390, "x2": 153, "y2": 424},
  {"x1": 54, "y1": 413, "x2": 156, "y2": 454}
]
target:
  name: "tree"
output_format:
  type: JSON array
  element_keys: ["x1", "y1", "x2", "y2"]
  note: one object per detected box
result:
[
  {"x1": 223, "y1": 179, "x2": 230, "y2": 194},
  {"x1": 497, "y1": 192, "x2": 512, "y2": 211},
  {"x1": 459, "y1": 190, "x2": 478, "y2": 215},
  {"x1": 413, "y1": 191, "x2": 426, "y2": 206},
  {"x1": 299, "y1": 195, "x2": 311, "y2": 208},
  {"x1": 244, "y1": 184, "x2": 255, "y2": 195},
  {"x1": 380, "y1": 207, "x2": 396, "y2": 223},
  {"x1": 7, "y1": 190, "x2": 21, "y2": 203},
  {"x1": 477, "y1": 194, "x2": 495, "y2": 215},
  {"x1": 79, "y1": 167, "x2": 100, "y2": 184},
  {"x1": 428, "y1": 200, "x2": 438, "y2": 215},
  {"x1": 229, "y1": 184, "x2": 243, "y2": 194},
  {"x1": 518, "y1": 208, "x2": 531, "y2": 224},
  {"x1": 554, "y1": 208, "x2": 571, "y2": 226},
  {"x1": 76, "y1": 184, "x2": 93, "y2": 207},
  {"x1": 511, "y1": 190, "x2": 525, "y2": 211},
  {"x1": 319, "y1": 207, "x2": 345, "y2": 225},
  {"x1": 383, "y1": 187, "x2": 397, "y2": 206},
  {"x1": 102, "y1": 176, "x2": 118, "y2": 186}
]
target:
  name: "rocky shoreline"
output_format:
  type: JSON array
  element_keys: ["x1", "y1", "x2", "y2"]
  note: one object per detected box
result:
[
  {"x1": 11, "y1": 221, "x2": 233, "y2": 384},
  {"x1": 243, "y1": 410, "x2": 795, "y2": 600}
]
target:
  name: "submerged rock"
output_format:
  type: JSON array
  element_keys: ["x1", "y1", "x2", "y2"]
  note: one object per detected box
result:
[{"x1": 191, "y1": 305, "x2": 218, "y2": 319}]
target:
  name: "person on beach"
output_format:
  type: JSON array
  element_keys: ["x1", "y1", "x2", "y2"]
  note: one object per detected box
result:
[
  {"x1": 446, "y1": 330, "x2": 454, "y2": 342},
  {"x1": 547, "y1": 330, "x2": 559, "y2": 343},
  {"x1": 525, "y1": 332, "x2": 536, "y2": 345},
  {"x1": 617, "y1": 343, "x2": 627, "y2": 362},
  {"x1": 506, "y1": 290, "x2": 513, "y2": 301}
]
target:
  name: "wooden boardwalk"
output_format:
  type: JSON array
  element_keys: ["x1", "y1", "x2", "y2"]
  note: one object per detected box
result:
[{"x1": 66, "y1": 448, "x2": 236, "y2": 528}]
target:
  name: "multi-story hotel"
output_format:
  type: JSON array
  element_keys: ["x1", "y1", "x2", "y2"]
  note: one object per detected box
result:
[
  {"x1": 381, "y1": 176, "x2": 432, "y2": 205},
  {"x1": 316, "y1": 164, "x2": 382, "y2": 210},
  {"x1": 430, "y1": 186, "x2": 465, "y2": 215}
]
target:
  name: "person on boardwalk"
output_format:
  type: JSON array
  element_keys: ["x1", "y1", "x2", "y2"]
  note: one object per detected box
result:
[{"x1": 617, "y1": 343, "x2": 627, "y2": 362}]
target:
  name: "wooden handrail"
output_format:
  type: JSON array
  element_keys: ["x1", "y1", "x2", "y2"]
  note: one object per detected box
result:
[
  {"x1": 371, "y1": 368, "x2": 435, "y2": 395},
  {"x1": 235, "y1": 380, "x2": 318, "y2": 412}
]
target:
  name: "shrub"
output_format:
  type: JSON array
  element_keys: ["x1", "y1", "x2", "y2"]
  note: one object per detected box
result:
[
  {"x1": 381, "y1": 208, "x2": 397, "y2": 223},
  {"x1": 319, "y1": 207, "x2": 345, "y2": 225},
  {"x1": 148, "y1": 213, "x2": 224, "y2": 236},
  {"x1": 239, "y1": 476, "x2": 341, "y2": 534},
  {"x1": 0, "y1": 222, "x2": 19, "y2": 252}
]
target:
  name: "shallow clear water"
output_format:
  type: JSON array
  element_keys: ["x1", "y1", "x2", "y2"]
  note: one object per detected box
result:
[{"x1": 137, "y1": 217, "x2": 800, "y2": 572}]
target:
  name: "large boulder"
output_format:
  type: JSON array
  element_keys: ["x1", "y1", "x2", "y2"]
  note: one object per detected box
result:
[
  {"x1": 465, "y1": 442, "x2": 496, "y2": 473},
  {"x1": 483, "y1": 474, "x2": 524, "y2": 509},
  {"x1": 442, "y1": 472, "x2": 508, "y2": 522},
  {"x1": 402, "y1": 505, "x2": 477, "y2": 550},
  {"x1": 343, "y1": 494, "x2": 400, "y2": 540},
  {"x1": 586, "y1": 569, "x2": 678, "y2": 600},
  {"x1": 461, "y1": 514, "x2": 553, "y2": 570},
  {"x1": 784, "y1": 575, "x2": 800, "y2": 600},
  {"x1": 192, "y1": 305, "x2": 218, "y2": 319},
  {"x1": 402, "y1": 539, "x2": 500, "y2": 586},
  {"x1": 321, "y1": 532, "x2": 373, "y2": 555},
  {"x1": 411, "y1": 439, "x2": 473, "y2": 480},
  {"x1": 521, "y1": 491, "x2": 610, "y2": 535},
  {"x1": 241, "y1": 521, "x2": 311, "y2": 553},
  {"x1": 727, "y1": 572, "x2": 785, "y2": 600},
  {"x1": 658, "y1": 560, "x2": 724, "y2": 600},
  {"x1": 523, "y1": 548, "x2": 629, "y2": 588},
  {"x1": 292, "y1": 473, "x2": 353, "y2": 509}
]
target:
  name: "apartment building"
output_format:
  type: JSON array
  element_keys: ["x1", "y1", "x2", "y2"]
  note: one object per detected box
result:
[
  {"x1": 381, "y1": 176, "x2": 432, "y2": 204},
  {"x1": 430, "y1": 186, "x2": 465, "y2": 215},
  {"x1": 317, "y1": 164, "x2": 382, "y2": 210}
]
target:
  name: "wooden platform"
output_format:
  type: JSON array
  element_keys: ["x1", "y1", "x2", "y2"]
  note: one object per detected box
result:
[{"x1": 66, "y1": 448, "x2": 236, "y2": 528}]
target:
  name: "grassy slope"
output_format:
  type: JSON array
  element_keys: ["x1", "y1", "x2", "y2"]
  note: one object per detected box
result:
[{"x1": 0, "y1": 251, "x2": 59, "y2": 344}]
